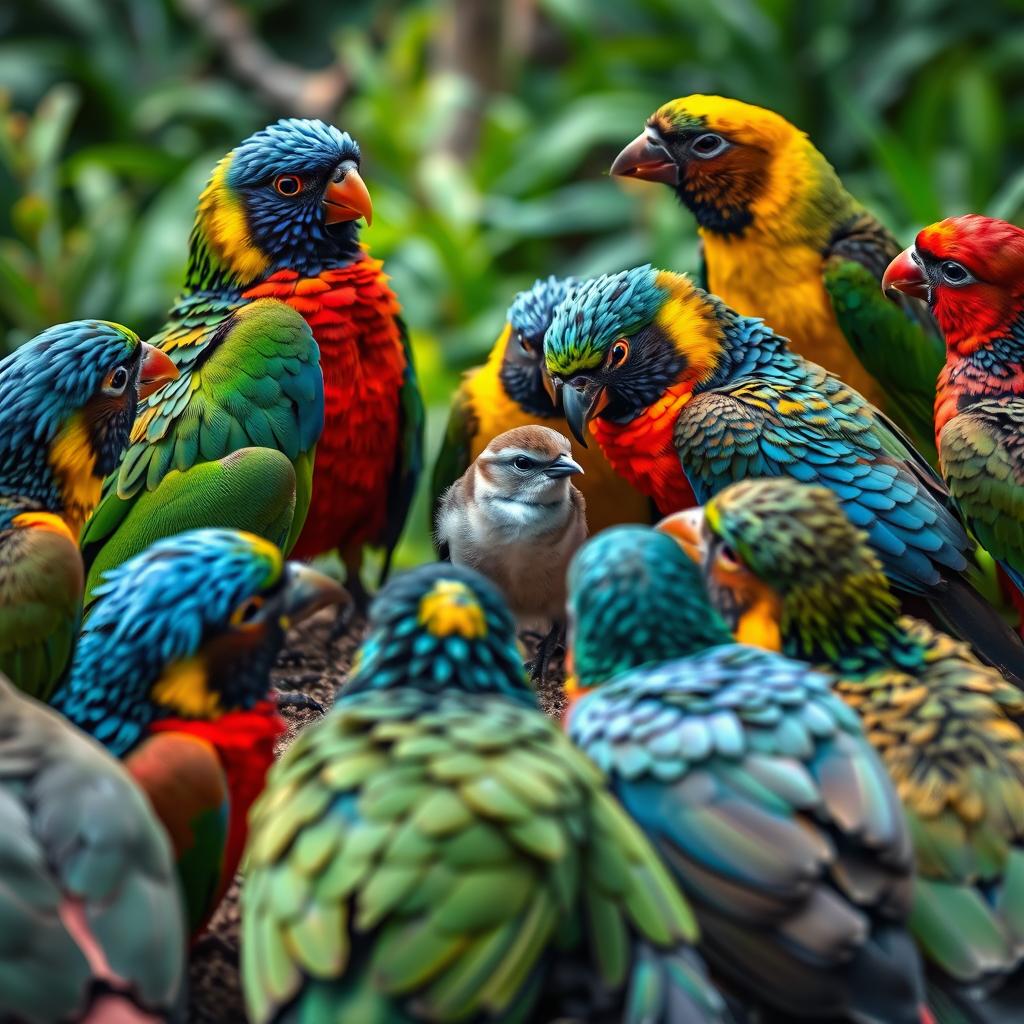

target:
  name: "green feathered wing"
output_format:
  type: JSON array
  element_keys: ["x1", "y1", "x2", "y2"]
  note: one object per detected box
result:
[
  {"x1": 823, "y1": 211, "x2": 945, "y2": 464},
  {"x1": 80, "y1": 297, "x2": 323, "y2": 581},
  {"x1": 429, "y1": 376, "x2": 477, "y2": 553},
  {"x1": 241, "y1": 688, "x2": 724, "y2": 1024}
]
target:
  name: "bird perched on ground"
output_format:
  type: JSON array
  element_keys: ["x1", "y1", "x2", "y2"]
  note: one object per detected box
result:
[
  {"x1": 81, "y1": 300, "x2": 321, "y2": 589},
  {"x1": 611, "y1": 94, "x2": 944, "y2": 460},
  {"x1": 432, "y1": 275, "x2": 651, "y2": 534},
  {"x1": 435, "y1": 425, "x2": 587, "y2": 680},
  {"x1": 52, "y1": 528, "x2": 348, "y2": 939},
  {"x1": 565, "y1": 525, "x2": 925, "y2": 1023},
  {"x1": 242, "y1": 562, "x2": 726, "y2": 1024},
  {"x1": 544, "y1": 265, "x2": 1024, "y2": 681},
  {"x1": 0, "y1": 672, "x2": 185, "y2": 1022},
  {"x1": 0, "y1": 320, "x2": 177, "y2": 698},
  {"x1": 884, "y1": 214, "x2": 1024, "y2": 611},
  {"x1": 679, "y1": 476, "x2": 1024, "y2": 1022},
  {"x1": 99, "y1": 118, "x2": 423, "y2": 602}
]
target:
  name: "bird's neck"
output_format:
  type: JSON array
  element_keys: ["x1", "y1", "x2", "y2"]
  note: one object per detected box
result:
[{"x1": 700, "y1": 305, "x2": 792, "y2": 390}]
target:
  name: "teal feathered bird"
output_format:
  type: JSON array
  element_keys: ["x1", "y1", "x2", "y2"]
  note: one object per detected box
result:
[
  {"x1": 565, "y1": 525, "x2": 926, "y2": 1023},
  {"x1": 242, "y1": 562, "x2": 726, "y2": 1024},
  {"x1": 0, "y1": 320, "x2": 177, "y2": 698},
  {"x1": 0, "y1": 672, "x2": 185, "y2": 1021},
  {"x1": 544, "y1": 265, "x2": 1024, "y2": 682}
]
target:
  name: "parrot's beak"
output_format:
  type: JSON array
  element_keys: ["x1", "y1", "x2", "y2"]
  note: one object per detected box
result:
[
  {"x1": 560, "y1": 377, "x2": 609, "y2": 448},
  {"x1": 324, "y1": 164, "x2": 373, "y2": 226},
  {"x1": 544, "y1": 453, "x2": 584, "y2": 479},
  {"x1": 279, "y1": 563, "x2": 352, "y2": 630},
  {"x1": 657, "y1": 508, "x2": 706, "y2": 564},
  {"x1": 882, "y1": 247, "x2": 929, "y2": 302},
  {"x1": 138, "y1": 344, "x2": 180, "y2": 399},
  {"x1": 610, "y1": 130, "x2": 679, "y2": 185}
]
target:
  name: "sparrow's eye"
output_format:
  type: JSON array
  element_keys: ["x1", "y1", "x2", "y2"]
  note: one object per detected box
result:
[
  {"x1": 940, "y1": 260, "x2": 970, "y2": 285},
  {"x1": 691, "y1": 133, "x2": 729, "y2": 159},
  {"x1": 513, "y1": 456, "x2": 534, "y2": 471},
  {"x1": 607, "y1": 339, "x2": 629, "y2": 368},
  {"x1": 274, "y1": 175, "x2": 303, "y2": 197},
  {"x1": 231, "y1": 595, "x2": 265, "y2": 627},
  {"x1": 104, "y1": 365, "x2": 130, "y2": 396}
]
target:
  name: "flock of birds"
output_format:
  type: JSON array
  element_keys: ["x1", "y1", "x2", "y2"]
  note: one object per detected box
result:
[{"x1": 2, "y1": 91, "x2": 1024, "y2": 1023}]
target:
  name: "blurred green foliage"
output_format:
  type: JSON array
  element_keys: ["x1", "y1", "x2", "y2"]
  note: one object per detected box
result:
[{"x1": 1, "y1": 0, "x2": 1023, "y2": 563}]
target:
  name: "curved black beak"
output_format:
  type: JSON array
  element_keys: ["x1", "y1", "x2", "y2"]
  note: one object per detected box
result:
[
  {"x1": 560, "y1": 377, "x2": 607, "y2": 448},
  {"x1": 544, "y1": 453, "x2": 584, "y2": 479},
  {"x1": 610, "y1": 130, "x2": 679, "y2": 185},
  {"x1": 280, "y1": 563, "x2": 352, "y2": 630}
]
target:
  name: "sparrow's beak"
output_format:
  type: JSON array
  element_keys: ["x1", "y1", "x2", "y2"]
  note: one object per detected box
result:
[
  {"x1": 657, "y1": 508, "x2": 706, "y2": 564},
  {"x1": 544, "y1": 453, "x2": 584, "y2": 479},
  {"x1": 279, "y1": 563, "x2": 351, "y2": 630},
  {"x1": 324, "y1": 163, "x2": 373, "y2": 226},
  {"x1": 560, "y1": 377, "x2": 609, "y2": 448},
  {"x1": 138, "y1": 344, "x2": 179, "y2": 399},
  {"x1": 610, "y1": 130, "x2": 679, "y2": 185},
  {"x1": 882, "y1": 247, "x2": 929, "y2": 302}
]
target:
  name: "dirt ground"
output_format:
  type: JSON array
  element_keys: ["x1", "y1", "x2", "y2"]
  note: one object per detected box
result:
[{"x1": 187, "y1": 608, "x2": 565, "y2": 1022}]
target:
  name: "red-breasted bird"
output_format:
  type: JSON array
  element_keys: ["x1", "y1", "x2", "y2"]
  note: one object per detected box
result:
[
  {"x1": 611, "y1": 95, "x2": 944, "y2": 461},
  {"x1": 51, "y1": 528, "x2": 348, "y2": 939},
  {"x1": 0, "y1": 320, "x2": 177, "y2": 699},
  {"x1": 680, "y1": 476, "x2": 1024, "y2": 1024},
  {"x1": 93, "y1": 118, "x2": 423, "y2": 601},
  {"x1": 884, "y1": 214, "x2": 1024, "y2": 612},
  {"x1": 432, "y1": 275, "x2": 651, "y2": 534},
  {"x1": 543, "y1": 265, "x2": 1024, "y2": 682}
]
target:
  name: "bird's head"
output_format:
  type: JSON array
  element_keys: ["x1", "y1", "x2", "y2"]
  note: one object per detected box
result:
[
  {"x1": 611, "y1": 94, "x2": 829, "y2": 239},
  {"x1": 187, "y1": 118, "x2": 372, "y2": 290},
  {"x1": 473, "y1": 425, "x2": 583, "y2": 524},
  {"x1": 566, "y1": 525, "x2": 734, "y2": 690},
  {"x1": 347, "y1": 563, "x2": 533, "y2": 704},
  {"x1": 543, "y1": 265, "x2": 725, "y2": 446},
  {"x1": 663, "y1": 478, "x2": 899, "y2": 663},
  {"x1": 499, "y1": 274, "x2": 579, "y2": 416},
  {"x1": 0, "y1": 320, "x2": 177, "y2": 509},
  {"x1": 58, "y1": 529, "x2": 347, "y2": 752},
  {"x1": 883, "y1": 215, "x2": 1024, "y2": 356}
]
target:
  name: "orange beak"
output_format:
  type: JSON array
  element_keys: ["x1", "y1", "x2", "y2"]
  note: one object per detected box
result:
[
  {"x1": 138, "y1": 344, "x2": 179, "y2": 399},
  {"x1": 323, "y1": 167, "x2": 373, "y2": 226},
  {"x1": 610, "y1": 130, "x2": 679, "y2": 185},
  {"x1": 882, "y1": 247, "x2": 930, "y2": 302},
  {"x1": 657, "y1": 508, "x2": 706, "y2": 564}
]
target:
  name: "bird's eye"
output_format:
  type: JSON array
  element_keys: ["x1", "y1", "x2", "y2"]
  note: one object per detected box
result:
[
  {"x1": 230, "y1": 595, "x2": 265, "y2": 627},
  {"x1": 274, "y1": 175, "x2": 304, "y2": 197},
  {"x1": 607, "y1": 339, "x2": 629, "y2": 368},
  {"x1": 716, "y1": 542, "x2": 742, "y2": 572},
  {"x1": 513, "y1": 456, "x2": 534, "y2": 471},
  {"x1": 691, "y1": 133, "x2": 729, "y2": 159},
  {"x1": 104, "y1": 365, "x2": 129, "y2": 395},
  {"x1": 518, "y1": 333, "x2": 534, "y2": 354},
  {"x1": 940, "y1": 261, "x2": 970, "y2": 285}
]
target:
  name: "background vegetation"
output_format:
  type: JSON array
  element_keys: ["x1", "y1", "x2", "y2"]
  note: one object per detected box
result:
[{"x1": 2, "y1": 0, "x2": 1023, "y2": 562}]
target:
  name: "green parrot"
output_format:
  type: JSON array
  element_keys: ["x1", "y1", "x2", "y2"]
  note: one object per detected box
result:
[
  {"x1": 242, "y1": 563, "x2": 727, "y2": 1024},
  {"x1": 686, "y1": 476, "x2": 1024, "y2": 1023}
]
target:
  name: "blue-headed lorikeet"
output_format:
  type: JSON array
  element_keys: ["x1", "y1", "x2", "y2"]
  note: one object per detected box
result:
[
  {"x1": 0, "y1": 673, "x2": 186, "y2": 1021},
  {"x1": 543, "y1": 265, "x2": 1024, "y2": 682},
  {"x1": 241, "y1": 562, "x2": 726, "y2": 1024},
  {"x1": 680, "y1": 476, "x2": 1024, "y2": 1023},
  {"x1": 884, "y1": 215, "x2": 1024, "y2": 623},
  {"x1": 565, "y1": 525, "x2": 926, "y2": 1024},
  {"x1": 431, "y1": 275, "x2": 651, "y2": 536},
  {"x1": 0, "y1": 320, "x2": 177, "y2": 699},
  {"x1": 611, "y1": 94, "x2": 944, "y2": 462},
  {"x1": 52, "y1": 528, "x2": 348, "y2": 939}
]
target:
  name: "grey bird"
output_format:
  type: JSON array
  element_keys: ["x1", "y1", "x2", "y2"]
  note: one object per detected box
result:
[{"x1": 435, "y1": 425, "x2": 587, "y2": 678}]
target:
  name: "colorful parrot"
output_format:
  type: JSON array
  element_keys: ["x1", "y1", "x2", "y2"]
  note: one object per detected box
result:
[
  {"x1": 431, "y1": 275, "x2": 652, "y2": 536},
  {"x1": 610, "y1": 94, "x2": 944, "y2": 462},
  {"x1": 241, "y1": 562, "x2": 726, "y2": 1024},
  {"x1": 884, "y1": 215, "x2": 1024, "y2": 613},
  {"x1": 679, "y1": 476, "x2": 1024, "y2": 1023},
  {"x1": 81, "y1": 299, "x2": 321, "y2": 592},
  {"x1": 565, "y1": 525, "x2": 926, "y2": 1023},
  {"x1": 543, "y1": 265, "x2": 1024, "y2": 682},
  {"x1": 0, "y1": 320, "x2": 177, "y2": 698},
  {"x1": 97, "y1": 118, "x2": 423, "y2": 603},
  {"x1": 51, "y1": 528, "x2": 348, "y2": 939},
  {"x1": 0, "y1": 672, "x2": 185, "y2": 1022}
]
